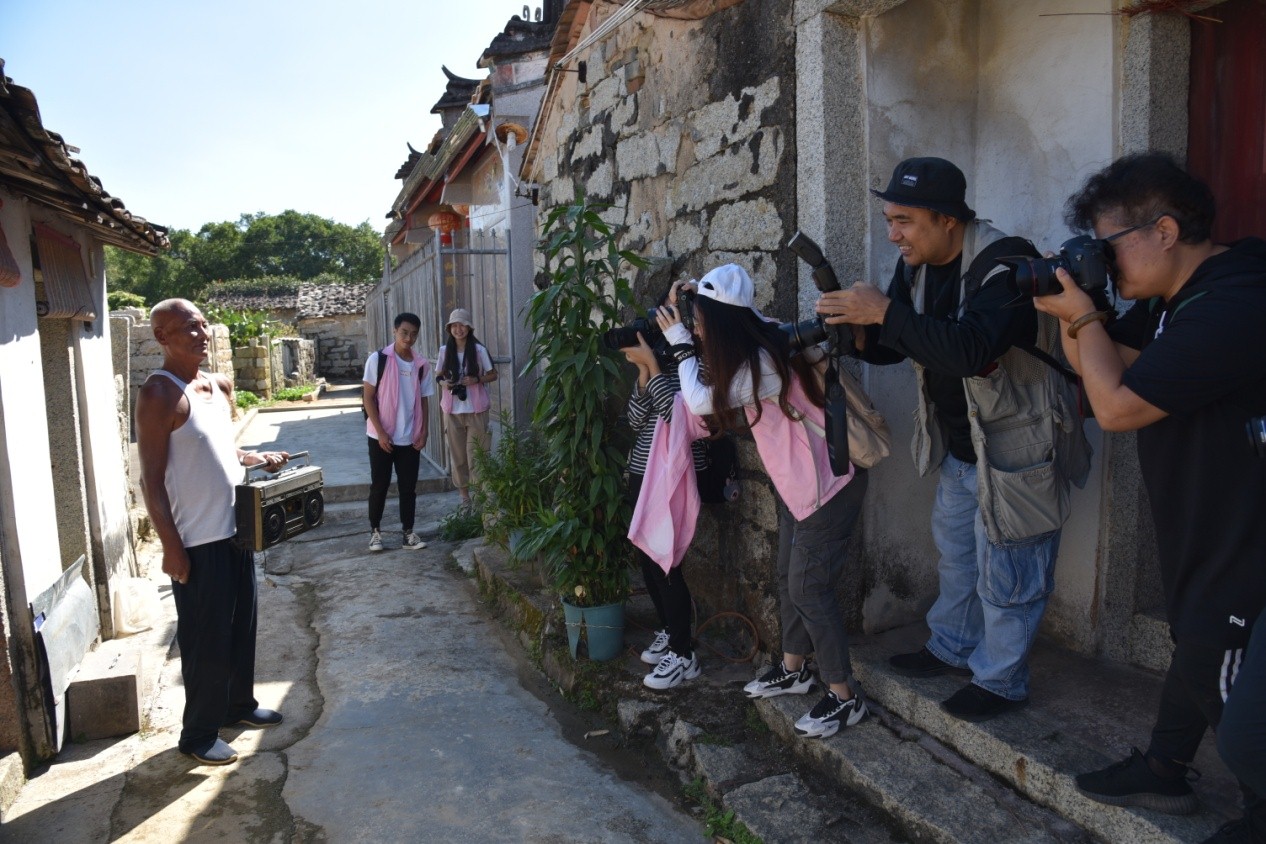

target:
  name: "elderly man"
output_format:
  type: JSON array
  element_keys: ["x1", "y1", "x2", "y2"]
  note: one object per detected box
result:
[
  {"x1": 136, "y1": 299, "x2": 286, "y2": 765},
  {"x1": 815, "y1": 157, "x2": 1092, "y2": 721},
  {"x1": 1033, "y1": 153, "x2": 1266, "y2": 843}
]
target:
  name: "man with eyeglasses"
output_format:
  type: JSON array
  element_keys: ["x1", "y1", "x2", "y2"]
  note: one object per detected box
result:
[
  {"x1": 814, "y1": 157, "x2": 1094, "y2": 721},
  {"x1": 1034, "y1": 152, "x2": 1266, "y2": 843}
]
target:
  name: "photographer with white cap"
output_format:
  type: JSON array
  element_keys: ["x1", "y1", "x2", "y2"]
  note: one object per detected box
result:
[{"x1": 658, "y1": 264, "x2": 869, "y2": 739}]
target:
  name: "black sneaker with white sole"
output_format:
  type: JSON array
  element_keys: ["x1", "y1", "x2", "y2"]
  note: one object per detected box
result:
[
  {"x1": 794, "y1": 690, "x2": 867, "y2": 738},
  {"x1": 1075, "y1": 748, "x2": 1200, "y2": 815},
  {"x1": 743, "y1": 661, "x2": 814, "y2": 699}
]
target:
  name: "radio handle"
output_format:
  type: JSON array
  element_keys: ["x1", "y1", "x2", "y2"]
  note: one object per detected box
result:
[{"x1": 243, "y1": 450, "x2": 311, "y2": 478}]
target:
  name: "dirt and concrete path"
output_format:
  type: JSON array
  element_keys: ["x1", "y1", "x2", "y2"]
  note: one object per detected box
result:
[{"x1": 1, "y1": 403, "x2": 705, "y2": 843}]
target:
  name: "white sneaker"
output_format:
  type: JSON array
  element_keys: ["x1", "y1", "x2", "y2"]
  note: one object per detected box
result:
[
  {"x1": 368, "y1": 530, "x2": 384, "y2": 552},
  {"x1": 643, "y1": 651, "x2": 701, "y2": 690},
  {"x1": 640, "y1": 630, "x2": 671, "y2": 665},
  {"x1": 793, "y1": 690, "x2": 867, "y2": 739},
  {"x1": 403, "y1": 531, "x2": 426, "y2": 550}
]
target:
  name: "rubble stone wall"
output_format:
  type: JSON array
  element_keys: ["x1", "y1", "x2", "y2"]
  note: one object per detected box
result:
[
  {"x1": 298, "y1": 313, "x2": 368, "y2": 378},
  {"x1": 123, "y1": 315, "x2": 232, "y2": 431}
]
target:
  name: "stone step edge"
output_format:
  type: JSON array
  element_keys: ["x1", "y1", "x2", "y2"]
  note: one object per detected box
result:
[
  {"x1": 854, "y1": 663, "x2": 1216, "y2": 844},
  {"x1": 756, "y1": 693, "x2": 1086, "y2": 844}
]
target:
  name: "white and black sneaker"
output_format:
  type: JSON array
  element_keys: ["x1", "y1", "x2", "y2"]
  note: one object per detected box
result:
[
  {"x1": 743, "y1": 661, "x2": 815, "y2": 699},
  {"x1": 643, "y1": 651, "x2": 702, "y2": 690},
  {"x1": 402, "y1": 531, "x2": 426, "y2": 550},
  {"x1": 368, "y1": 530, "x2": 384, "y2": 552},
  {"x1": 640, "y1": 630, "x2": 671, "y2": 665},
  {"x1": 794, "y1": 690, "x2": 867, "y2": 738}
]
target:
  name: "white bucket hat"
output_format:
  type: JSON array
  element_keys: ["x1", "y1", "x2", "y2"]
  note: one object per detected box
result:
[{"x1": 446, "y1": 308, "x2": 473, "y2": 328}]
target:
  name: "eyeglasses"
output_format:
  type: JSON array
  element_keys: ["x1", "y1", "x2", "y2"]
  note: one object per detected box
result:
[{"x1": 1100, "y1": 215, "x2": 1163, "y2": 279}]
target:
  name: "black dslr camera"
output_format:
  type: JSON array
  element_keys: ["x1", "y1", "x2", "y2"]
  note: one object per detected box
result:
[
  {"x1": 1002, "y1": 235, "x2": 1111, "y2": 298},
  {"x1": 451, "y1": 382, "x2": 468, "y2": 402},
  {"x1": 1249, "y1": 416, "x2": 1266, "y2": 457},
  {"x1": 602, "y1": 290, "x2": 696, "y2": 350}
]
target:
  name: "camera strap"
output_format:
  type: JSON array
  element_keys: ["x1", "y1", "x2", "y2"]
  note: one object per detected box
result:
[{"x1": 821, "y1": 357, "x2": 851, "y2": 476}]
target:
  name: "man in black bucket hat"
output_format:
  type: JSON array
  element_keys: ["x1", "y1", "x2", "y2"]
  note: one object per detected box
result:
[{"x1": 815, "y1": 157, "x2": 1093, "y2": 721}]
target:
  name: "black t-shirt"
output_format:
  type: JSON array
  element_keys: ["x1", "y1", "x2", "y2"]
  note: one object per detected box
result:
[
  {"x1": 859, "y1": 236, "x2": 1039, "y2": 464},
  {"x1": 1109, "y1": 238, "x2": 1266, "y2": 647}
]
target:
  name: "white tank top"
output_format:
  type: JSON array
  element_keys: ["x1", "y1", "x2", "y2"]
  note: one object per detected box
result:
[{"x1": 154, "y1": 370, "x2": 240, "y2": 547}]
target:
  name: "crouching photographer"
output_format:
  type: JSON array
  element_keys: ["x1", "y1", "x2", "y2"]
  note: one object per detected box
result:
[
  {"x1": 658, "y1": 264, "x2": 870, "y2": 740},
  {"x1": 1033, "y1": 152, "x2": 1266, "y2": 842}
]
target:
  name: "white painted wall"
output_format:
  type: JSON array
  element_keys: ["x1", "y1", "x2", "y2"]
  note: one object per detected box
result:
[
  {"x1": 0, "y1": 193, "x2": 66, "y2": 602},
  {"x1": 857, "y1": 0, "x2": 1117, "y2": 652},
  {"x1": 74, "y1": 236, "x2": 137, "y2": 584}
]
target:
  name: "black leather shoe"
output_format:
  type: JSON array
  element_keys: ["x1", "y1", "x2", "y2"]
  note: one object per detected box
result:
[
  {"x1": 941, "y1": 683, "x2": 1028, "y2": 722},
  {"x1": 888, "y1": 647, "x2": 971, "y2": 678}
]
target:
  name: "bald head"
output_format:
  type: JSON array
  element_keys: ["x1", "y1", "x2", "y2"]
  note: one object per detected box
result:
[{"x1": 150, "y1": 298, "x2": 201, "y2": 331}]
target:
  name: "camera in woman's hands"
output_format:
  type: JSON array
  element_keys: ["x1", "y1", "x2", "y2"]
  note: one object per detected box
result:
[{"x1": 452, "y1": 383, "x2": 468, "y2": 401}]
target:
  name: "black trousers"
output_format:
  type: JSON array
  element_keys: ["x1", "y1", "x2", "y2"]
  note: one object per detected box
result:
[
  {"x1": 628, "y1": 473, "x2": 694, "y2": 657},
  {"x1": 173, "y1": 538, "x2": 258, "y2": 752},
  {"x1": 1218, "y1": 606, "x2": 1266, "y2": 831},
  {"x1": 367, "y1": 437, "x2": 421, "y2": 532},
  {"x1": 1148, "y1": 626, "x2": 1262, "y2": 816}
]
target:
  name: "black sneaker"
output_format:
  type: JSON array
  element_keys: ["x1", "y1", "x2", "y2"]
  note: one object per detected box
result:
[
  {"x1": 794, "y1": 690, "x2": 867, "y2": 738},
  {"x1": 941, "y1": 683, "x2": 1029, "y2": 721},
  {"x1": 743, "y1": 661, "x2": 814, "y2": 699},
  {"x1": 888, "y1": 647, "x2": 971, "y2": 678},
  {"x1": 1075, "y1": 748, "x2": 1200, "y2": 815}
]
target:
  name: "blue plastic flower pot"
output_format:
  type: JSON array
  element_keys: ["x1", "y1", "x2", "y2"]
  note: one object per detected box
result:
[
  {"x1": 580, "y1": 601, "x2": 625, "y2": 661},
  {"x1": 562, "y1": 599, "x2": 583, "y2": 658}
]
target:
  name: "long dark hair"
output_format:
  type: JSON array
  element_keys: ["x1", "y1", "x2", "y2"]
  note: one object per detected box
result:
[
  {"x1": 694, "y1": 296, "x2": 824, "y2": 435},
  {"x1": 441, "y1": 330, "x2": 484, "y2": 381}
]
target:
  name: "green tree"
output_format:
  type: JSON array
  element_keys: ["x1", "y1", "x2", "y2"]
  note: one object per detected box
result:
[{"x1": 106, "y1": 211, "x2": 383, "y2": 304}]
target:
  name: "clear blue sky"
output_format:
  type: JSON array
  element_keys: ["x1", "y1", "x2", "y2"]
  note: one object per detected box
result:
[{"x1": 2, "y1": 0, "x2": 531, "y2": 234}]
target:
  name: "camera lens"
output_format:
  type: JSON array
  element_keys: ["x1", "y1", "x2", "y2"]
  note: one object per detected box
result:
[{"x1": 1248, "y1": 415, "x2": 1266, "y2": 457}]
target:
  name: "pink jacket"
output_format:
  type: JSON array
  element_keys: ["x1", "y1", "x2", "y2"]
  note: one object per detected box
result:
[
  {"x1": 436, "y1": 342, "x2": 492, "y2": 415},
  {"x1": 365, "y1": 345, "x2": 428, "y2": 443},
  {"x1": 628, "y1": 395, "x2": 709, "y2": 573},
  {"x1": 745, "y1": 374, "x2": 854, "y2": 521}
]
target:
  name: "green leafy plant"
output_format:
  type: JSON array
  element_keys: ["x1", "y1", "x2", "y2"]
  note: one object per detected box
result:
[
  {"x1": 516, "y1": 197, "x2": 645, "y2": 608},
  {"x1": 199, "y1": 303, "x2": 283, "y2": 347},
  {"x1": 439, "y1": 505, "x2": 484, "y2": 541},
  {"x1": 236, "y1": 390, "x2": 261, "y2": 410},
  {"x1": 683, "y1": 778, "x2": 763, "y2": 844},
  {"x1": 107, "y1": 290, "x2": 147, "y2": 312},
  {"x1": 273, "y1": 385, "x2": 317, "y2": 402},
  {"x1": 471, "y1": 412, "x2": 548, "y2": 551}
]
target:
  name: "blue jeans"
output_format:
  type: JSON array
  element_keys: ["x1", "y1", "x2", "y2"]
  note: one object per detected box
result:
[{"x1": 924, "y1": 454, "x2": 1060, "y2": 701}]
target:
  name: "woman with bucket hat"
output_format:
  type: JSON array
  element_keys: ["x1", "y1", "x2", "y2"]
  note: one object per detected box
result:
[{"x1": 435, "y1": 308, "x2": 497, "y2": 507}]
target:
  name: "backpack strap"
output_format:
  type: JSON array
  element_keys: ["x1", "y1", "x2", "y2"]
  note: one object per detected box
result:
[{"x1": 375, "y1": 350, "x2": 387, "y2": 386}]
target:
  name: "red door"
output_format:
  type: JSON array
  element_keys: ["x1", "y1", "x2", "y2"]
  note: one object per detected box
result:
[{"x1": 1187, "y1": 0, "x2": 1266, "y2": 243}]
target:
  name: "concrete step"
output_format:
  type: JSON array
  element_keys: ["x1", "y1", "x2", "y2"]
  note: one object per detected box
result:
[{"x1": 850, "y1": 624, "x2": 1239, "y2": 844}]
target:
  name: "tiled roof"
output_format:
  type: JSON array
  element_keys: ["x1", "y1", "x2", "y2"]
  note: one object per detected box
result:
[
  {"x1": 0, "y1": 59, "x2": 169, "y2": 254},
  {"x1": 480, "y1": 14, "x2": 557, "y2": 63},
  {"x1": 431, "y1": 66, "x2": 480, "y2": 114},
  {"x1": 297, "y1": 281, "x2": 373, "y2": 318}
]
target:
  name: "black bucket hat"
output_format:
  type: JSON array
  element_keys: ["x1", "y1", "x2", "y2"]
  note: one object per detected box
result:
[{"x1": 870, "y1": 157, "x2": 976, "y2": 221}]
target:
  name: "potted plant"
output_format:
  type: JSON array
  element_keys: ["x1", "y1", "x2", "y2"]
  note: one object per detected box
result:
[{"x1": 519, "y1": 197, "x2": 645, "y2": 660}]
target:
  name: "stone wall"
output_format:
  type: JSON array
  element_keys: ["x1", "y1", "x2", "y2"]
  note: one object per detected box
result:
[
  {"x1": 278, "y1": 337, "x2": 316, "y2": 386},
  {"x1": 234, "y1": 337, "x2": 276, "y2": 398},
  {"x1": 532, "y1": 0, "x2": 800, "y2": 649},
  {"x1": 298, "y1": 313, "x2": 368, "y2": 378}
]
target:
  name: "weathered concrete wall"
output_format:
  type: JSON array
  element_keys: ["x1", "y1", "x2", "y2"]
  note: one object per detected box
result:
[
  {"x1": 298, "y1": 314, "x2": 366, "y2": 378},
  {"x1": 126, "y1": 321, "x2": 232, "y2": 430},
  {"x1": 533, "y1": 0, "x2": 801, "y2": 647},
  {"x1": 795, "y1": 0, "x2": 1119, "y2": 656},
  {"x1": 278, "y1": 337, "x2": 316, "y2": 386}
]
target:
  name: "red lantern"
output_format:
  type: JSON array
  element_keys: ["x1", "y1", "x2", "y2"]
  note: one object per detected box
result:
[{"x1": 427, "y1": 208, "x2": 461, "y2": 245}]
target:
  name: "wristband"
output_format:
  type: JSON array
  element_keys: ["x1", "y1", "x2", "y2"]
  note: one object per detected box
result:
[
  {"x1": 1067, "y1": 311, "x2": 1108, "y2": 339},
  {"x1": 667, "y1": 343, "x2": 696, "y2": 364}
]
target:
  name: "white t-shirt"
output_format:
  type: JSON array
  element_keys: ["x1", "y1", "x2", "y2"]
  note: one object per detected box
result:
[
  {"x1": 435, "y1": 343, "x2": 494, "y2": 414},
  {"x1": 363, "y1": 351, "x2": 436, "y2": 445}
]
